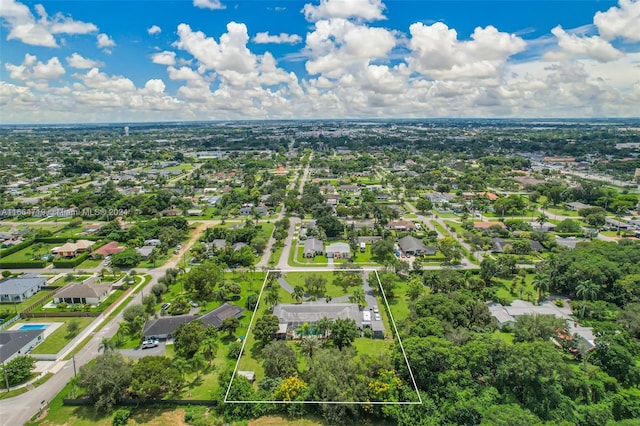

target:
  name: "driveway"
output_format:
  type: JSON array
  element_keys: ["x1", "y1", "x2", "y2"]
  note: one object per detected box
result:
[{"x1": 118, "y1": 342, "x2": 166, "y2": 358}]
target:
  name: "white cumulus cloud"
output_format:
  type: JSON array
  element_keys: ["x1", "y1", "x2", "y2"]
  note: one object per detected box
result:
[
  {"x1": 151, "y1": 51, "x2": 177, "y2": 66},
  {"x1": 193, "y1": 0, "x2": 226, "y2": 10},
  {"x1": 6, "y1": 54, "x2": 65, "y2": 81},
  {"x1": 544, "y1": 25, "x2": 624, "y2": 63},
  {"x1": 303, "y1": 0, "x2": 386, "y2": 22},
  {"x1": 66, "y1": 53, "x2": 104, "y2": 69},
  {"x1": 252, "y1": 32, "x2": 302, "y2": 44},
  {"x1": 594, "y1": 0, "x2": 640, "y2": 41},
  {"x1": 147, "y1": 25, "x2": 161, "y2": 35},
  {"x1": 97, "y1": 33, "x2": 116, "y2": 50},
  {"x1": 0, "y1": 0, "x2": 98, "y2": 47}
]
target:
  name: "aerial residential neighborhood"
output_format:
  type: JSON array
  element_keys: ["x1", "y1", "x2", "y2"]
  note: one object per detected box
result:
[{"x1": 0, "y1": 119, "x2": 639, "y2": 425}]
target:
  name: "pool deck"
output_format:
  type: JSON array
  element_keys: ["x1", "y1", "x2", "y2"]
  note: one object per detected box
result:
[{"x1": 9, "y1": 321, "x2": 64, "y2": 340}]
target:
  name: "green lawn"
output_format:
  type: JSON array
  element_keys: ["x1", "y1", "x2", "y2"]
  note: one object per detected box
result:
[
  {"x1": 28, "y1": 317, "x2": 94, "y2": 354},
  {"x1": 53, "y1": 226, "x2": 84, "y2": 238},
  {"x1": 353, "y1": 337, "x2": 392, "y2": 357},
  {"x1": 268, "y1": 244, "x2": 284, "y2": 267},
  {"x1": 76, "y1": 258, "x2": 102, "y2": 269},
  {"x1": 491, "y1": 329, "x2": 515, "y2": 344},
  {"x1": 493, "y1": 273, "x2": 537, "y2": 304},
  {"x1": 295, "y1": 246, "x2": 328, "y2": 265},
  {"x1": 0, "y1": 243, "x2": 59, "y2": 263}
]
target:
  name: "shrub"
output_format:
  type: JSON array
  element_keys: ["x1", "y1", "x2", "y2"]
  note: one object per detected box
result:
[
  {"x1": 112, "y1": 408, "x2": 131, "y2": 426},
  {"x1": 227, "y1": 341, "x2": 242, "y2": 359},
  {"x1": 555, "y1": 299, "x2": 564, "y2": 307}
]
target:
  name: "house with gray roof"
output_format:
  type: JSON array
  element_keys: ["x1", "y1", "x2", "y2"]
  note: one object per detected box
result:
[
  {"x1": 0, "y1": 329, "x2": 45, "y2": 363},
  {"x1": 398, "y1": 236, "x2": 435, "y2": 256},
  {"x1": 199, "y1": 303, "x2": 244, "y2": 328},
  {"x1": 325, "y1": 242, "x2": 351, "y2": 259},
  {"x1": 273, "y1": 303, "x2": 362, "y2": 333},
  {"x1": 0, "y1": 274, "x2": 46, "y2": 303},
  {"x1": 142, "y1": 303, "x2": 244, "y2": 340},
  {"x1": 53, "y1": 278, "x2": 112, "y2": 305},
  {"x1": 143, "y1": 315, "x2": 198, "y2": 340},
  {"x1": 303, "y1": 238, "x2": 323, "y2": 258}
]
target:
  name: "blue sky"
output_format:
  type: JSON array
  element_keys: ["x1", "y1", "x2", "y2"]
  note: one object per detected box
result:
[{"x1": 1, "y1": 0, "x2": 639, "y2": 123}]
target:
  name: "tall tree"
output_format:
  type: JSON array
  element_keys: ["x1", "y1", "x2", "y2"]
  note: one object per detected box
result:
[
  {"x1": 575, "y1": 280, "x2": 600, "y2": 318},
  {"x1": 330, "y1": 318, "x2": 358, "y2": 350}
]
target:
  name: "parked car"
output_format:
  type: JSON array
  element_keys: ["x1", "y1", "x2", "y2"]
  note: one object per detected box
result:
[
  {"x1": 189, "y1": 301, "x2": 198, "y2": 308},
  {"x1": 161, "y1": 303, "x2": 171, "y2": 311},
  {"x1": 373, "y1": 306, "x2": 379, "y2": 314},
  {"x1": 141, "y1": 339, "x2": 159, "y2": 349},
  {"x1": 374, "y1": 314, "x2": 381, "y2": 321}
]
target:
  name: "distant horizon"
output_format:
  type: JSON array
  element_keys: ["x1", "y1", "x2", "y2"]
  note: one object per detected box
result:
[
  {"x1": 2, "y1": 116, "x2": 640, "y2": 128},
  {"x1": 2, "y1": 0, "x2": 639, "y2": 123}
]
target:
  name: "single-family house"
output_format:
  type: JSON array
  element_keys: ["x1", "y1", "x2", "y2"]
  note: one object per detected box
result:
[
  {"x1": 136, "y1": 246, "x2": 155, "y2": 259},
  {"x1": 53, "y1": 277, "x2": 112, "y2": 305},
  {"x1": 142, "y1": 315, "x2": 198, "y2": 340},
  {"x1": 566, "y1": 202, "x2": 592, "y2": 211},
  {"x1": 304, "y1": 238, "x2": 324, "y2": 258},
  {"x1": 473, "y1": 221, "x2": 507, "y2": 231},
  {"x1": 239, "y1": 204, "x2": 268, "y2": 216},
  {"x1": 52, "y1": 240, "x2": 95, "y2": 258},
  {"x1": 211, "y1": 239, "x2": 227, "y2": 250},
  {"x1": 398, "y1": 236, "x2": 436, "y2": 256},
  {"x1": 232, "y1": 242, "x2": 248, "y2": 251},
  {"x1": 273, "y1": 303, "x2": 363, "y2": 335},
  {"x1": 387, "y1": 220, "x2": 416, "y2": 231},
  {"x1": 199, "y1": 303, "x2": 244, "y2": 328},
  {"x1": 605, "y1": 218, "x2": 630, "y2": 231},
  {"x1": 0, "y1": 330, "x2": 45, "y2": 363},
  {"x1": 325, "y1": 242, "x2": 351, "y2": 259},
  {"x1": 0, "y1": 274, "x2": 46, "y2": 303},
  {"x1": 487, "y1": 302, "x2": 516, "y2": 329},
  {"x1": 90, "y1": 241, "x2": 125, "y2": 259}
]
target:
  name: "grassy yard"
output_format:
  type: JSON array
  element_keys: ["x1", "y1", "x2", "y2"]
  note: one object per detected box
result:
[
  {"x1": 267, "y1": 244, "x2": 283, "y2": 267},
  {"x1": 0, "y1": 243, "x2": 60, "y2": 263},
  {"x1": 295, "y1": 246, "x2": 328, "y2": 265},
  {"x1": 76, "y1": 258, "x2": 103, "y2": 269},
  {"x1": 53, "y1": 226, "x2": 84, "y2": 238},
  {"x1": 27, "y1": 317, "x2": 95, "y2": 354},
  {"x1": 491, "y1": 329, "x2": 515, "y2": 344},
  {"x1": 353, "y1": 337, "x2": 392, "y2": 357},
  {"x1": 493, "y1": 273, "x2": 537, "y2": 304}
]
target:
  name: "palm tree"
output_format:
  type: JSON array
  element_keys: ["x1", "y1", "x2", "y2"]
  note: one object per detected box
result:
[
  {"x1": 348, "y1": 288, "x2": 366, "y2": 309},
  {"x1": 536, "y1": 213, "x2": 549, "y2": 227},
  {"x1": 316, "y1": 316, "x2": 333, "y2": 340},
  {"x1": 532, "y1": 273, "x2": 550, "y2": 304},
  {"x1": 189, "y1": 353, "x2": 207, "y2": 380},
  {"x1": 200, "y1": 337, "x2": 218, "y2": 366},
  {"x1": 98, "y1": 337, "x2": 115, "y2": 353},
  {"x1": 172, "y1": 357, "x2": 190, "y2": 381},
  {"x1": 109, "y1": 266, "x2": 120, "y2": 280},
  {"x1": 297, "y1": 321, "x2": 312, "y2": 338},
  {"x1": 291, "y1": 285, "x2": 305, "y2": 303},
  {"x1": 265, "y1": 285, "x2": 280, "y2": 308},
  {"x1": 575, "y1": 280, "x2": 600, "y2": 318},
  {"x1": 299, "y1": 335, "x2": 321, "y2": 358}
]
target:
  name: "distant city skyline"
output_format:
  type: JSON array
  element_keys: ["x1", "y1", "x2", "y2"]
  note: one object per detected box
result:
[{"x1": 1, "y1": 0, "x2": 639, "y2": 124}]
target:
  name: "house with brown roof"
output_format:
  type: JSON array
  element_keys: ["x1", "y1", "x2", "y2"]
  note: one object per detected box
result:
[
  {"x1": 387, "y1": 220, "x2": 417, "y2": 231},
  {"x1": 473, "y1": 221, "x2": 506, "y2": 231},
  {"x1": 52, "y1": 240, "x2": 95, "y2": 258},
  {"x1": 90, "y1": 241, "x2": 125, "y2": 259}
]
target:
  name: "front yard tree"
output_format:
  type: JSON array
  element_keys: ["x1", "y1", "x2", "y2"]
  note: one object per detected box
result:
[
  {"x1": 1, "y1": 355, "x2": 36, "y2": 386},
  {"x1": 220, "y1": 316, "x2": 240, "y2": 337},
  {"x1": 253, "y1": 314, "x2": 280, "y2": 347},
  {"x1": 200, "y1": 337, "x2": 218, "y2": 366},
  {"x1": 129, "y1": 356, "x2": 183, "y2": 400},
  {"x1": 371, "y1": 239, "x2": 395, "y2": 265},
  {"x1": 304, "y1": 274, "x2": 327, "y2": 297},
  {"x1": 416, "y1": 199, "x2": 433, "y2": 213},
  {"x1": 184, "y1": 262, "x2": 223, "y2": 300},
  {"x1": 438, "y1": 238, "x2": 462, "y2": 264},
  {"x1": 174, "y1": 320, "x2": 205, "y2": 359},
  {"x1": 262, "y1": 341, "x2": 298, "y2": 379},
  {"x1": 110, "y1": 249, "x2": 141, "y2": 268},
  {"x1": 77, "y1": 353, "x2": 132, "y2": 412},
  {"x1": 330, "y1": 318, "x2": 358, "y2": 350},
  {"x1": 291, "y1": 285, "x2": 305, "y2": 303},
  {"x1": 123, "y1": 304, "x2": 146, "y2": 323}
]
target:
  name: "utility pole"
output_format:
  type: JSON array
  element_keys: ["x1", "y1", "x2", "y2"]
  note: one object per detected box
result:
[
  {"x1": 2, "y1": 361, "x2": 10, "y2": 391},
  {"x1": 72, "y1": 355, "x2": 77, "y2": 377}
]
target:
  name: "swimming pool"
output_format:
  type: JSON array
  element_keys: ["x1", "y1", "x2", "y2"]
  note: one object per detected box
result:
[{"x1": 19, "y1": 324, "x2": 49, "y2": 331}]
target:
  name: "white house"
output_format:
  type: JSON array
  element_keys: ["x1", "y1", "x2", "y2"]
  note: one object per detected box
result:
[
  {"x1": 0, "y1": 330, "x2": 45, "y2": 363},
  {"x1": 0, "y1": 274, "x2": 46, "y2": 303},
  {"x1": 53, "y1": 277, "x2": 112, "y2": 305},
  {"x1": 325, "y1": 242, "x2": 351, "y2": 259}
]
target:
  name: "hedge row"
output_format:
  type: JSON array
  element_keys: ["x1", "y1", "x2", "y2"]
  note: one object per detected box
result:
[
  {"x1": 0, "y1": 239, "x2": 35, "y2": 258},
  {"x1": 0, "y1": 260, "x2": 46, "y2": 268},
  {"x1": 35, "y1": 236, "x2": 102, "y2": 244},
  {"x1": 53, "y1": 252, "x2": 90, "y2": 268}
]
